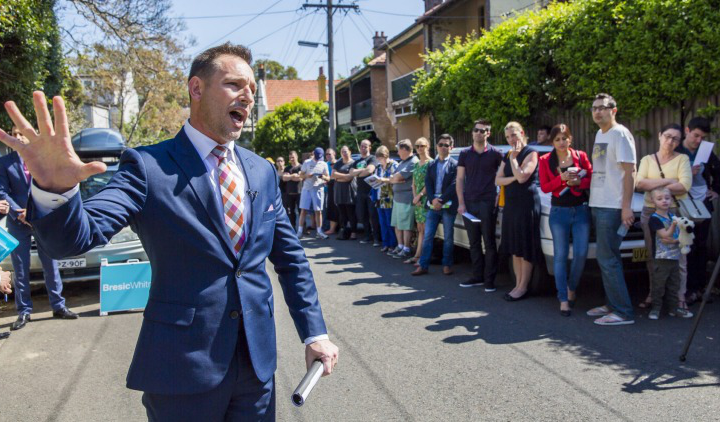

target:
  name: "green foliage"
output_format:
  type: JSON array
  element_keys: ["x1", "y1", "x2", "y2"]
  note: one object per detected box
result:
[
  {"x1": 336, "y1": 128, "x2": 372, "y2": 152},
  {"x1": 0, "y1": 0, "x2": 70, "y2": 131},
  {"x1": 253, "y1": 98, "x2": 329, "y2": 158},
  {"x1": 413, "y1": 0, "x2": 720, "y2": 132},
  {"x1": 253, "y1": 59, "x2": 299, "y2": 80}
]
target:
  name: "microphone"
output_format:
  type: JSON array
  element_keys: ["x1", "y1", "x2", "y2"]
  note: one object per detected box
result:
[{"x1": 246, "y1": 190, "x2": 258, "y2": 201}]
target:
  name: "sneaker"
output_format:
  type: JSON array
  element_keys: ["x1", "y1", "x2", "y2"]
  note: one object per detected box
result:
[
  {"x1": 315, "y1": 231, "x2": 328, "y2": 240},
  {"x1": 387, "y1": 246, "x2": 402, "y2": 256},
  {"x1": 648, "y1": 310, "x2": 660, "y2": 320},
  {"x1": 373, "y1": 242, "x2": 381, "y2": 247},
  {"x1": 669, "y1": 308, "x2": 694, "y2": 318},
  {"x1": 380, "y1": 246, "x2": 389, "y2": 252},
  {"x1": 296, "y1": 229, "x2": 304, "y2": 238},
  {"x1": 393, "y1": 249, "x2": 413, "y2": 259},
  {"x1": 484, "y1": 282, "x2": 496, "y2": 292},
  {"x1": 593, "y1": 313, "x2": 635, "y2": 326},
  {"x1": 359, "y1": 238, "x2": 372, "y2": 244},
  {"x1": 586, "y1": 305, "x2": 611, "y2": 317},
  {"x1": 459, "y1": 279, "x2": 484, "y2": 288}
]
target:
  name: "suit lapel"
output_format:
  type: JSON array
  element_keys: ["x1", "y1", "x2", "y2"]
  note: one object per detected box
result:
[
  {"x1": 167, "y1": 129, "x2": 236, "y2": 259},
  {"x1": 235, "y1": 145, "x2": 257, "y2": 257},
  {"x1": 12, "y1": 153, "x2": 30, "y2": 193}
]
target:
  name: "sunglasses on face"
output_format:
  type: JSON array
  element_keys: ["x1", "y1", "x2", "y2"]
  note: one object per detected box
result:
[
  {"x1": 415, "y1": 144, "x2": 428, "y2": 148},
  {"x1": 473, "y1": 128, "x2": 489, "y2": 134},
  {"x1": 437, "y1": 143, "x2": 451, "y2": 148}
]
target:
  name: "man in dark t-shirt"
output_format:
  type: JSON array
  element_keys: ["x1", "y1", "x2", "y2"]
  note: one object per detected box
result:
[
  {"x1": 282, "y1": 150, "x2": 303, "y2": 230},
  {"x1": 456, "y1": 118, "x2": 503, "y2": 291},
  {"x1": 349, "y1": 139, "x2": 381, "y2": 245}
]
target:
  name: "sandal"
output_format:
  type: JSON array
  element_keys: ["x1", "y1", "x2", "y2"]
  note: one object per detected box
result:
[
  {"x1": 638, "y1": 297, "x2": 652, "y2": 309},
  {"x1": 403, "y1": 257, "x2": 418, "y2": 264}
]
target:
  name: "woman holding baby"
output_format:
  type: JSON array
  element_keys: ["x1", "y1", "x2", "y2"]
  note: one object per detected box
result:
[{"x1": 539, "y1": 124, "x2": 593, "y2": 316}]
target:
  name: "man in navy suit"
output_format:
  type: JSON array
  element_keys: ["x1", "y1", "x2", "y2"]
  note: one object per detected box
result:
[
  {"x1": 0, "y1": 43, "x2": 338, "y2": 421},
  {"x1": 0, "y1": 128, "x2": 78, "y2": 331},
  {"x1": 411, "y1": 134, "x2": 458, "y2": 277}
]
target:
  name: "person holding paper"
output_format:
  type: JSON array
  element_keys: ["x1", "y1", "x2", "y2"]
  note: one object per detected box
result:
[
  {"x1": 456, "y1": 118, "x2": 504, "y2": 291},
  {"x1": 635, "y1": 123, "x2": 691, "y2": 311},
  {"x1": 0, "y1": 43, "x2": 338, "y2": 421},
  {"x1": 675, "y1": 117, "x2": 720, "y2": 304},
  {"x1": 538, "y1": 124, "x2": 593, "y2": 316},
  {"x1": 0, "y1": 127, "x2": 77, "y2": 331},
  {"x1": 412, "y1": 134, "x2": 458, "y2": 276}
]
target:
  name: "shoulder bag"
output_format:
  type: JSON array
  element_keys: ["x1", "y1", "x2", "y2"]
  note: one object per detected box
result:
[{"x1": 653, "y1": 154, "x2": 710, "y2": 221}]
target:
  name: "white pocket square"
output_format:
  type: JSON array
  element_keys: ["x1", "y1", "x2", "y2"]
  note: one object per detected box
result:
[{"x1": 267, "y1": 204, "x2": 274, "y2": 211}]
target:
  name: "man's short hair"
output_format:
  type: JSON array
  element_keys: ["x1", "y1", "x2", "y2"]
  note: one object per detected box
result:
[
  {"x1": 688, "y1": 116, "x2": 711, "y2": 133},
  {"x1": 539, "y1": 125, "x2": 552, "y2": 134},
  {"x1": 594, "y1": 93, "x2": 617, "y2": 108},
  {"x1": 438, "y1": 134, "x2": 454, "y2": 144},
  {"x1": 474, "y1": 118, "x2": 491, "y2": 127},
  {"x1": 189, "y1": 42, "x2": 253, "y2": 82},
  {"x1": 397, "y1": 139, "x2": 413, "y2": 151},
  {"x1": 289, "y1": 150, "x2": 298, "y2": 157}
]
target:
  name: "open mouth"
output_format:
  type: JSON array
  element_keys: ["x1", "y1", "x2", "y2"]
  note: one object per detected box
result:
[{"x1": 229, "y1": 110, "x2": 245, "y2": 126}]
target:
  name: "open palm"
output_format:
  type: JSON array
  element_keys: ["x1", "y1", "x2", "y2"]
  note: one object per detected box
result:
[{"x1": 0, "y1": 91, "x2": 107, "y2": 194}]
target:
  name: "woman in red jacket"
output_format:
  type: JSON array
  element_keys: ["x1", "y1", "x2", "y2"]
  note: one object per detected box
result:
[{"x1": 538, "y1": 124, "x2": 593, "y2": 317}]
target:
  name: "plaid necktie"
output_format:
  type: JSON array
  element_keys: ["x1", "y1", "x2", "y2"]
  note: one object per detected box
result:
[{"x1": 210, "y1": 145, "x2": 246, "y2": 255}]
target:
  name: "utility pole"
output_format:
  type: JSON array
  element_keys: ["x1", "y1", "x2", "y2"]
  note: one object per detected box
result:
[{"x1": 302, "y1": 1, "x2": 358, "y2": 150}]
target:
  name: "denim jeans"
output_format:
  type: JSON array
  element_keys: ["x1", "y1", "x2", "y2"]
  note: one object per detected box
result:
[
  {"x1": 418, "y1": 208, "x2": 455, "y2": 269},
  {"x1": 463, "y1": 200, "x2": 498, "y2": 284},
  {"x1": 549, "y1": 204, "x2": 590, "y2": 303},
  {"x1": 377, "y1": 208, "x2": 397, "y2": 248},
  {"x1": 591, "y1": 207, "x2": 634, "y2": 319}
]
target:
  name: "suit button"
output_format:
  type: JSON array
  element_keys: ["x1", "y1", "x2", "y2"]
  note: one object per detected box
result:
[
  {"x1": 236, "y1": 269, "x2": 242, "y2": 278},
  {"x1": 230, "y1": 311, "x2": 239, "y2": 320}
]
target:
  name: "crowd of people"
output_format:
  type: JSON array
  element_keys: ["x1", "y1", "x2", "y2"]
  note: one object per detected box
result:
[{"x1": 272, "y1": 93, "x2": 720, "y2": 326}]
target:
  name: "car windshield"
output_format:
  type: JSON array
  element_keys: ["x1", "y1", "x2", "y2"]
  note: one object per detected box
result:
[{"x1": 79, "y1": 167, "x2": 117, "y2": 200}]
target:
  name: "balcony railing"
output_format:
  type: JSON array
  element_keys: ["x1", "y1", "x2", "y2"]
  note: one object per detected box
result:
[
  {"x1": 391, "y1": 71, "x2": 418, "y2": 102},
  {"x1": 337, "y1": 106, "x2": 351, "y2": 126},
  {"x1": 352, "y1": 99, "x2": 372, "y2": 121}
]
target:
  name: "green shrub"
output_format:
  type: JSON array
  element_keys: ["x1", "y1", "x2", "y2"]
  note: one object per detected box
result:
[{"x1": 253, "y1": 98, "x2": 329, "y2": 159}]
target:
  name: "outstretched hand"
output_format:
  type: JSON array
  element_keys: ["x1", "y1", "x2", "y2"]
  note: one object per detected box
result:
[{"x1": 0, "y1": 92, "x2": 107, "y2": 194}]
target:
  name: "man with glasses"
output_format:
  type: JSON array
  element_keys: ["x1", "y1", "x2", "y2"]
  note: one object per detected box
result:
[
  {"x1": 675, "y1": 117, "x2": 720, "y2": 304},
  {"x1": 387, "y1": 139, "x2": 419, "y2": 259},
  {"x1": 456, "y1": 119, "x2": 503, "y2": 291},
  {"x1": 349, "y1": 139, "x2": 381, "y2": 246},
  {"x1": 412, "y1": 134, "x2": 458, "y2": 276},
  {"x1": 586, "y1": 93, "x2": 637, "y2": 326}
]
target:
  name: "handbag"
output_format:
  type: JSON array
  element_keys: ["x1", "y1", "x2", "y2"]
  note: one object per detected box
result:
[{"x1": 653, "y1": 154, "x2": 711, "y2": 221}]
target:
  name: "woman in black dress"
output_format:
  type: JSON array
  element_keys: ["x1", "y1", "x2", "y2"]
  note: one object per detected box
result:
[
  {"x1": 495, "y1": 121, "x2": 540, "y2": 301},
  {"x1": 331, "y1": 145, "x2": 358, "y2": 239}
]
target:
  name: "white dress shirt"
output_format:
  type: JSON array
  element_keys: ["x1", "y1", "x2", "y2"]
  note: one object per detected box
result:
[{"x1": 32, "y1": 121, "x2": 327, "y2": 345}]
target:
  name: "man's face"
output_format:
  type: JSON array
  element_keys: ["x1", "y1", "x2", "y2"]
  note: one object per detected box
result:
[
  {"x1": 341, "y1": 147, "x2": 351, "y2": 159},
  {"x1": 325, "y1": 149, "x2": 335, "y2": 161},
  {"x1": 398, "y1": 145, "x2": 411, "y2": 159},
  {"x1": 591, "y1": 99, "x2": 616, "y2": 126},
  {"x1": 194, "y1": 55, "x2": 256, "y2": 143},
  {"x1": 537, "y1": 129, "x2": 549, "y2": 144},
  {"x1": 11, "y1": 127, "x2": 28, "y2": 143},
  {"x1": 359, "y1": 140, "x2": 371, "y2": 156},
  {"x1": 472, "y1": 124, "x2": 490, "y2": 143},
  {"x1": 289, "y1": 153, "x2": 298, "y2": 164},
  {"x1": 684, "y1": 128, "x2": 707, "y2": 150},
  {"x1": 276, "y1": 157, "x2": 285, "y2": 168},
  {"x1": 437, "y1": 138, "x2": 452, "y2": 158}
]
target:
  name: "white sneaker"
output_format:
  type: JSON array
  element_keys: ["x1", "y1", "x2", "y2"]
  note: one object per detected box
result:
[
  {"x1": 648, "y1": 310, "x2": 660, "y2": 320},
  {"x1": 316, "y1": 231, "x2": 328, "y2": 239},
  {"x1": 669, "y1": 308, "x2": 694, "y2": 318}
]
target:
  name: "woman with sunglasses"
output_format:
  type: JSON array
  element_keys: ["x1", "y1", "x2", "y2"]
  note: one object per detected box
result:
[
  {"x1": 538, "y1": 124, "x2": 593, "y2": 316},
  {"x1": 635, "y1": 123, "x2": 692, "y2": 311},
  {"x1": 496, "y1": 122, "x2": 540, "y2": 302},
  {"x1": 408, "y1": 137, "x2": 434, "y2": 264}
]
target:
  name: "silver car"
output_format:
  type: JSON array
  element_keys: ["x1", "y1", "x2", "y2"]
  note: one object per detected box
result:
[{"x1": 0, "y1": 129, "x2": 147, "y2": 282}]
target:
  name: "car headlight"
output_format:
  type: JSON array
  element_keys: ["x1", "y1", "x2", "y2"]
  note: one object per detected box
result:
[{"x1": 110, "y1": 230, "x2": 140, "y2": 244}]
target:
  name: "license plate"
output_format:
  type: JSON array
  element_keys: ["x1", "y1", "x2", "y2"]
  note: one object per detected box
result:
[
  {"x1": 58, "y1": 258, "x2": 87, "y2": 268},
  {"x1": 632, "y1": 248, "x2": 648, "y2": 262}
]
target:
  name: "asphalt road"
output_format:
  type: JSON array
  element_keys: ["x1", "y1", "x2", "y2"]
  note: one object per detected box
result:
[{"x1": 0, "y1": 238, "x2": 718, "y2": 421}]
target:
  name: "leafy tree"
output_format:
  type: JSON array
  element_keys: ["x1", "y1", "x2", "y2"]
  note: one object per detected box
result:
[
  {"x1": 253, "y1": 98, "x2": 328, "y2": 158},
  {"x1": 253, "y1": 59, "x2": 299, "y2": 80}
]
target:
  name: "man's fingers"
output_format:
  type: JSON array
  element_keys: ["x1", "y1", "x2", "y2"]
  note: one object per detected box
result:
[
  {"x1": 52, "y1": 96, "x2": 70, "y2": 138},
  {"x1": 3, "y1": 101, "x2": 35, "y2": 140},
  {"x1": 80, "y1": 161, "x2": 108, "y2": 180},
  {"x1": 321, "y1": 356, "x2": 332, "y2": 376},
  {"x1": 0, "y1": 128, "x2": 26, "y2": 151},
  {"x1": 33, "y1": 91, "x2": 55, "y2": 137}
]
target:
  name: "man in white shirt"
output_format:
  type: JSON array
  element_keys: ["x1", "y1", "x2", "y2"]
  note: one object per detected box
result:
[
  {"x1": 297, "y1": 147, "x2": 330, "y2": 239},
  {"x1": 586, "y1": 93, "x2": 636, "y2": 326}
]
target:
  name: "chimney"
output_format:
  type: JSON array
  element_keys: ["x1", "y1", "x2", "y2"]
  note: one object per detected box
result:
[
  {"x1": 424, "y1": 0, "x2": 443, "y2": 12},
  {"x1": 258, "y1": 62, "x2": 265, "y2": 81},
  {"x1": 317, "y1": 66, "x2": 327, "y2": 102},
  {"x1": 372, "y1": 31, "x2": 387, "y2": 58}
]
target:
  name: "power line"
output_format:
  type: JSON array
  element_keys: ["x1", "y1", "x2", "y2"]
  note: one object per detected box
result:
[
  {"x1": 362, "y1": 7, "x2": 504, "y2": 19},
  {"x1": 279, "y1": 10, "x2": 306, "y2": 64},
  {"x1": 194, "y1": 0, "x2": 284, "y2": 53},
  {"x1": 290, "y1": 11, "x2": 320, "y2": 69},
  {"x1": 176, "y1": 10, "x2": 298, "y2": 20},
  {"x1": 247, "y1": 13, "x2": 312, "y2": 47}
]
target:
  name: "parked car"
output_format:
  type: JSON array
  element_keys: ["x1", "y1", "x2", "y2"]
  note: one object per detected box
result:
[
  {"x1": 436, "y1": 145, "x2": 648, "y2": 292},
  {"x1": 0, "y1": 128, "x2": 148, "y2": 282}
]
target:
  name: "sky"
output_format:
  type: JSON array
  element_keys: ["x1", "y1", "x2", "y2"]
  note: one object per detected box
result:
[{"x1": 61, "y1": 0, "x2": 425, "y2": 81}]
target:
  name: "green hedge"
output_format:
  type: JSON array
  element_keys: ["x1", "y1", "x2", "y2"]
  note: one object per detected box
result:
[
  {"x1": 253, "y1": 98, "x2": 329, "y2": 159},
  {"x1": 413, "y1": 0, "x2": 720, "y2": 132}
]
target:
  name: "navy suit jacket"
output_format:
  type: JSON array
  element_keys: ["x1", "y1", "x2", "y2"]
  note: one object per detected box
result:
[
  {"x1": 28, "y1": 128, "x2": 327, "y2": 395},
  {"x1": 0, "y1": 151, "x2": 33, "y2": 235},
  {"x1": 424, "y1": 157, "x2": 458, "y2": 214}
]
